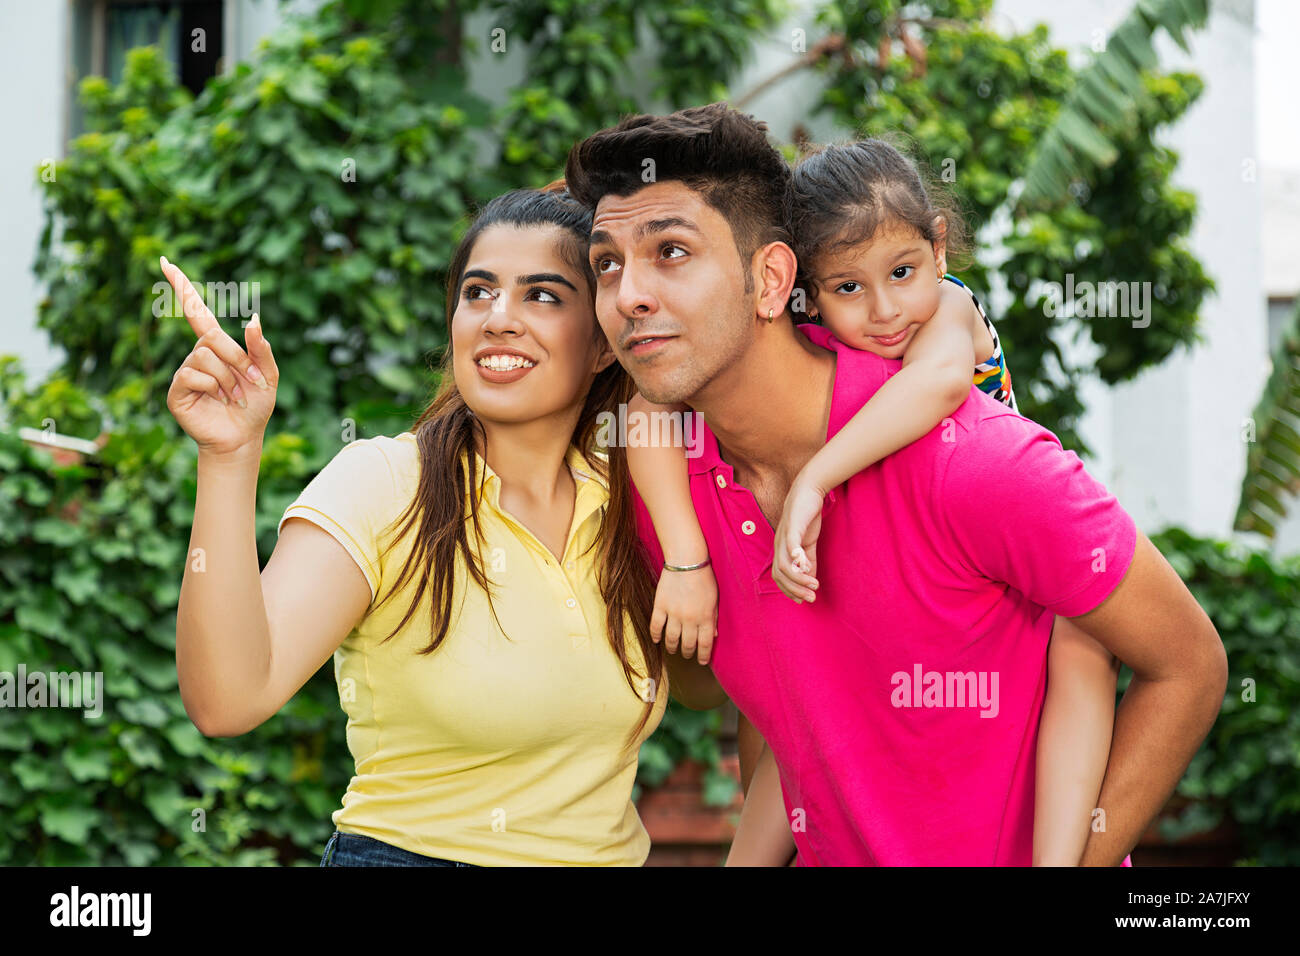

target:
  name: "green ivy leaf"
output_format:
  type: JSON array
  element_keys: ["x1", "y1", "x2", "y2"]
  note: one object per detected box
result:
[
  {"x1": 119, "y1": 728, "x2": 164, "y2": 769},
  {"x1": 63, "y1": 742, "x2": 113, "y2": 782},
  {"x1": 120, "y1": 698, "x2": 170, "y2": 728},
  {"x1": 40, "y1": 801, "x2": 103, "y2": 845},
  {"x1": 13, "y1": 754, "x2": 54, "y2": 791}
]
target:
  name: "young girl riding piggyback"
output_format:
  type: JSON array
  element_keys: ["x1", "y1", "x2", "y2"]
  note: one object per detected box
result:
[{"x1": 629, "y1": 138, "x2": 1125, "y2": 866}]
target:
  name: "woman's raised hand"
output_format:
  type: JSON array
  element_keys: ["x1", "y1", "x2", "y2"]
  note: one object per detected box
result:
[{"x1": 161, "y1": 256, "x2": 278, "y2": 459}]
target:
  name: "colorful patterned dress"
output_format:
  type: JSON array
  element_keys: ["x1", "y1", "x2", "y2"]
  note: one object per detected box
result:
[{"x1": 944, "y1": 273, "x2": 1018, "y2": 413}]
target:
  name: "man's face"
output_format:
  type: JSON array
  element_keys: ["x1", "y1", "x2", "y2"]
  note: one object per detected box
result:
[{"x1": 586, "y1": 181, "x2": 755, "y2": 405}]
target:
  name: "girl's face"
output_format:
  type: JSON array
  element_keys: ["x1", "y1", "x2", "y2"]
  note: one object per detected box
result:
[
  {"x1": 806, "y1": 222, "x2": 947, "y2": 360},
  {"x1": 451, "y1": 224, "x2": 616, "y2": 427}
]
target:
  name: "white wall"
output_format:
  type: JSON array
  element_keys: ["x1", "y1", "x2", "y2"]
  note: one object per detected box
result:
[
  {"x1": 997, "y1": 0, "x2": 1266, "y2": 542},
  {"x1": 0, "y1": 1, "x2": 69, "y2": 383},
  {"x1": 227, "y1": 0, "x2": 320, "y2": 64},
  {"x1": 0, "y1": 0, "x2": 314, "y2": 386}
]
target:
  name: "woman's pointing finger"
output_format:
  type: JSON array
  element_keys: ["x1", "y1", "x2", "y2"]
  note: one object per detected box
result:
[{"x1": 160, "y1": 256, "x2": 218, "y2": 338}]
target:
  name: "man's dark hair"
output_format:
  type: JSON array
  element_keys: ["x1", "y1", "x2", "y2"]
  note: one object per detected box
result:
[{"x1": 564, "y1": 102, "x2": 793, "y2": 292}]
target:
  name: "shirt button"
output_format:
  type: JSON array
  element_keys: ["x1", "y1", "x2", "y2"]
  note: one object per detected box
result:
[
  {"x1": 741, "y1": 520, "x2": 756, "y2": 535},
  {"x1": 565, "y1": 598, "x2": 577, "y2": 609},
  {"x1": 716, "y1": 474, "x2": 727, "y2": 488},
  {"x1": 566, "y1": 561, "x2": 574, "y2": 570}
]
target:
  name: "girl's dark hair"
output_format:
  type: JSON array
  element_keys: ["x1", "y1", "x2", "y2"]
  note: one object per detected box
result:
[
  {"x1": 373, "y1": 182, "x2": 663, "y2": 753},
  {"x1": 787, "y1": 137, "x2": 970, "y2": 292}
]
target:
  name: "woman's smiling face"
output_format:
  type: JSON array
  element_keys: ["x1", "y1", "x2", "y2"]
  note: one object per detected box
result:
[
  {"x1": 451, "y1": 223, "x2": 615, "y2": 426},
  {"x1": 807, "y1": 224, "x2": 946, "y2": 360}
]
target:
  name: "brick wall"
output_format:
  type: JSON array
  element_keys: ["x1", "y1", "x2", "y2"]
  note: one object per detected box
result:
[{"x1": 638, "y1": 703, "x2": 743, "y2": 867}]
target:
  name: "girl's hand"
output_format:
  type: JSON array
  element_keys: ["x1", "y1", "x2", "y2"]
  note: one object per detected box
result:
[
  {"x1": 161, "y1": 256, "x2": 278, "y2": 460},
  {"x1": 772, "y1": 476, "x2": 825, "y2": 604},
  {"x1": 649, "y1": 566, "x2": 719, "y2": 665}
]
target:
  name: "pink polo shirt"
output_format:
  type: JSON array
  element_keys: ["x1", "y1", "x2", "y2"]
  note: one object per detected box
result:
[{"x1": 631, "y1": 323, "x2": 1138, "y2": 865}]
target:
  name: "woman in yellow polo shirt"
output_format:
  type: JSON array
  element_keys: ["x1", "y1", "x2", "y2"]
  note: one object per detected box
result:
[{"x1": 163, "y1": 184, "x2": 699, "y2": 866}]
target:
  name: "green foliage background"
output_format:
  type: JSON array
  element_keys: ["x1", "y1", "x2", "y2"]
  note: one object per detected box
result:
[
  {"x1": 811, "y1": 0, "x2": 1211, "y2": 451},
  {"x1": 0, "y1": 0, "x2": 1282, "y2": 865},
  {"x1": 1122, "y1": 530, "x2": 1300, "y2": 866}
]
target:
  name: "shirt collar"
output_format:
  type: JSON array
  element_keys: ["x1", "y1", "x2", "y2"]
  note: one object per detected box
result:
[{"x1": 462, "y1": 445, "x2": 609, "y2": 523}]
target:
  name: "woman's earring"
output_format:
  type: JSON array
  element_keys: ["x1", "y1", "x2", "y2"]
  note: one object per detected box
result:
[{"x1": 768, "y1": 307, "x2": 774, "y2": 323}]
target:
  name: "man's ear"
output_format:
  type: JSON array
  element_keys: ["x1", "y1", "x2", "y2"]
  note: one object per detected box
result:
[{"x1": 753, "y1": 240, "x2": 799, "y2": 321}]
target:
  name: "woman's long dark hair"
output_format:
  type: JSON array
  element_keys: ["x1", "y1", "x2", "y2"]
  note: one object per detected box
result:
[{"x1": 372, "y1": 183, "x2": 663, "y2": 752}]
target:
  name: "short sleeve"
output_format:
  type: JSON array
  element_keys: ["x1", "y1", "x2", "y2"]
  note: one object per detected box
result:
[
  {"x1": 939, "y1": 412, "x2": 1137, "y2": 617},
  {"x1": 278, "y1": 440, "x2": 402, "y2": 602}
]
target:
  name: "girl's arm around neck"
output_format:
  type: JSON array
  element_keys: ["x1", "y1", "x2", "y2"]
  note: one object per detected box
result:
[
  {"x1": 625, "y1": 392, "x2": 708, "y2": 566},
  {"x1": 799, "y1": 286, "x2": 978, "y2": 494}
]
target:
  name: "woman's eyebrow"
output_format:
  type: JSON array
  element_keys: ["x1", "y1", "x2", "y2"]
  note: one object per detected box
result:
[
  {"x1": 461, "y1": 268, "x2": 577, "y2": 292},
  {"x1": 518, "y1": 272, "x2": 578, "y2": 291}
]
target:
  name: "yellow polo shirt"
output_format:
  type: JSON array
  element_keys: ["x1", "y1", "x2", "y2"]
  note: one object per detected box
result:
[{"x1": 278, "y1": 432, "x2": 667, "y2": 866}]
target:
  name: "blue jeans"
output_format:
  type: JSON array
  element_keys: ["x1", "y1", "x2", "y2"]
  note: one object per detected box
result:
[{"x1": 319, "y1": 830, "x2": 478, "y2": 867}]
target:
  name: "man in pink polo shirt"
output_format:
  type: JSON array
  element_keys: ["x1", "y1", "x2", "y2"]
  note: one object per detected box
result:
[{"x1": 565, "y1": 104, "x2": 1227, "y2": 865}]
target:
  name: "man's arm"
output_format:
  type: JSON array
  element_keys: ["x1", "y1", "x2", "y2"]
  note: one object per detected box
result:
[
  {"x1": 1066, "y1": 532, "x2": 1227, "y2": 865},
  {"x1": 737, "y1": 709, "x2": 765, "y2": 794},
  {"x1": 664, "y1": 651, "x2": 728, "y2": 710},
  {"x1": 938, "y1": 414, "x2": 1227, "y2": 867}
]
